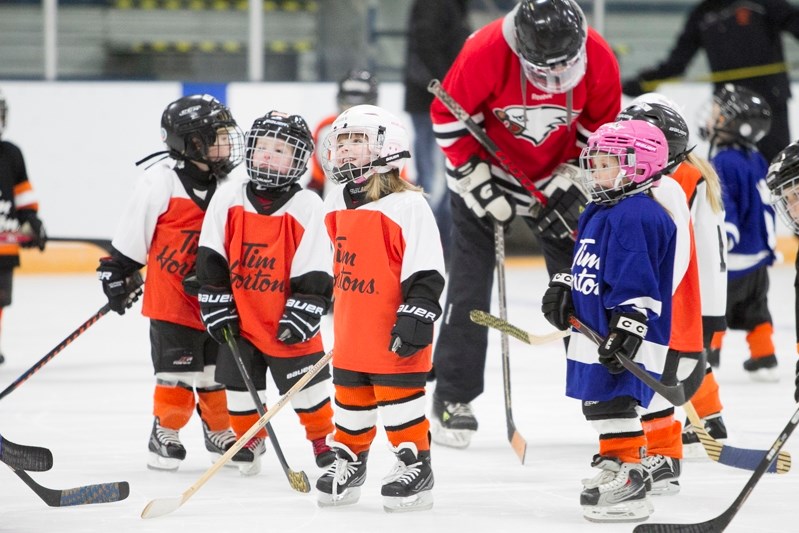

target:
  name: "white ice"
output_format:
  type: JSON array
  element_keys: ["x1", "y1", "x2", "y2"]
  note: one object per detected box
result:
[{"x1": 1, "y1": 264, "x2": 798, "y2": 533}]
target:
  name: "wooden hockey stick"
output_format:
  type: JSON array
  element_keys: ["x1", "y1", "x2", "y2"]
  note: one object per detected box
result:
[
  {"x1": 7, "y1": 465, "x2": 129, "y2": 507},
  {"x1": 469, "y1": 309, "x2": 570, "y2": 345},
  {"x1": 683, "y1": 401, "x2": 790, "y2": 474},
  {"x1": 493, "y1": 222, "x2": 527, "y2": 464},
  {"x1": 0, "y1": 281, "x2": 143, "y2": 401},
  {"x1": 141, "y1": 350, "x2": 333, "y2": 519},
  {"x1": 633, "y1": 406, "x2": 799, "y2": 533},
  {"x1": 0, "y1": 434, "x2": 53, "y2": 471},
  {"x1": 223, "y1": 327, "x2": 310, "y2": 493}
]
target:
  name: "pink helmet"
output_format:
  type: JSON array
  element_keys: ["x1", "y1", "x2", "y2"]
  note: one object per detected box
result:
[{"x1": 578, "y1": 119, "x2": 669, "y2": 205}]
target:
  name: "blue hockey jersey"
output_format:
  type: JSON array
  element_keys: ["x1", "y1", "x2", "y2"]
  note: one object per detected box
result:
[{"x1": 566, "y1": 194, "x2": 677, "y2": 407}]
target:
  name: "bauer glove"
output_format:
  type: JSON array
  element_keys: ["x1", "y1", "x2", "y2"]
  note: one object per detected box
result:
[
  {"x1": 277, "y1": 294, "x2": 327, "y2": 345},
  {"x1": 530, "y1": 164, "x2": 589, "y2": 241},
  {"x1": 541, "y1": 269, "x2": 574, "y2": 331},
  {"x1": 451, "y1": 156, "x2": 514, "y2": 225},
  {"x1": 198, "y1": 285, "x2": 238, "y2": 344},
  {"x1": 97, "y1": 256, "x2": 144, "y2": 315},
  {"x1": 389, "y1": 299, "x2": 441, "y2": 357},
  {"x1": 597, "y1": 312, "x2": 648, "y2": 374}
]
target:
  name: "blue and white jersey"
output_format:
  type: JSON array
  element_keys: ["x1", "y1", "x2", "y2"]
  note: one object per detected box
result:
[
  {"x1": 566, "y1": 193, "x2": 677, "y2": 407},
  {"x1": 713, "y1": 147, "x2": 776, "y2": 280}
]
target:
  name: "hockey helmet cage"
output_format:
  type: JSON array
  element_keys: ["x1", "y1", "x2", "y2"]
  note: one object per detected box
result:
[
  {"x1": 699, "y1": 84, "x2": 772, "y2": 148},
  {"x1": 767, "y1": 139, "x2": 799, "y2": 233},
  {"x1": 514, "y1": 0, "x2": 588, "y2": 93},
  {"x1": 579, "y1": 120, "x2": 669, "y2": 205},
  {"x1": 160, "y1": 94, "x2": 245, "y2": 175},
  {"x1": 616, "y1": 102, "x2": 690, "y2": 172},
  {"x1": 321, "y1": 104, "x2": 411, "y2": 185},
  {"x1": 0, "y1": 89, "x2": 6, "y2": 139},
  {"x1": 245, "y1": 110, "x2": 314, "y2": 188},
  {"x1": 337, "y1": 70, "x2": 379, "y2": 110}
]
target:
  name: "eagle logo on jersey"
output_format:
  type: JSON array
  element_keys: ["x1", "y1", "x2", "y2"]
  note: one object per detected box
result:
[{"x1": 494, "y1": 105, "x2": 573, "y2": 146}]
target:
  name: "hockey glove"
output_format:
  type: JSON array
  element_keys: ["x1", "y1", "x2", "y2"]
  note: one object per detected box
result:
[
  {"x1": 17, "y1": 209, "x2": 47, "y2": 251},
  {"x1": 97, "y1": 256, "x2": 143, "y2": 315},
  {"x1": 451, "y1": 156, "x2": 514, "y2": 225},
  {"x1": 277, "y1": 294, "x2": 327, "y2": 345},
  {"x1": 541, "y1": 269, "x2": 574, "y2": 331},
  {"x1": 389, "y1": 299, "x2": 441, "y2": 357},
  {"x1": 794, "y1": 359, "x2": 799, "y2": 403},
  {"x1": 597, "y1": 312, "x2": 648, "y2": 374},
  {"x1": 198, "y1": 285, "x2": 239, "y2": 344},
  {"x1": 182, "y1": 271, "x2": 200, "y2": 297},
  {"x1": 531, "y1": 164, "x2": 589, "y2": 240}
]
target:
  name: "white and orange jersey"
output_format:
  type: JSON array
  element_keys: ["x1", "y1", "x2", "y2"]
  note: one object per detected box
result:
[
  {"x1": 653, "y1": 175, "x2": 704, "y2": 353},
  {"x1": 324, "y1": 185, "x2": 445, "y2": 375},
  {"x1": 198, "y1": 178, "x2": 333, "y2": 357},
  {"x1": 672, "y1": 162, "x2": 727, "y2": 334},
  {"x1": 112, "y1": 161, "x2": 209, "y2": 331}
]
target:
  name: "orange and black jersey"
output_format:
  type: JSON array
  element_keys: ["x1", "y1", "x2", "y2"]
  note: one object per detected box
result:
[
  {"x1": 0, "y1": 140, "x2": 39, "y2": 268},
  {"x1": 112, "y1": 160, "x2": 217, "y2": 331},
  {"x1": 324, "y1": 183, "x2": 445, "y2": 375},
  {"x1": 197, "y1": 179, "x2": 333, "y2": 358}
]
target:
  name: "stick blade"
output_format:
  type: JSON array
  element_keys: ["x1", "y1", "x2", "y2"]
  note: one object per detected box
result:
[
  {"x1": 633, "y1": 518, "x2": 726, "y2": 532},
  {"x1": 287, "y1": 469, "x2": 311, "y2": 493},
  {"x1": 510, "y1": 430, "x2": 527, "y2": 464},
  {"x1": 0, "y1": 436, "x2": 54, "y2": 472},
  {"x1": 141, "y1": 496, "x2": 184, "y2": 519}
]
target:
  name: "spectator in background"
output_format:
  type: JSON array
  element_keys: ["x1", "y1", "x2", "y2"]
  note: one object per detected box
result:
[
  {"x1": 622, "y1": 0, "x2": 799, "y2": 162},
  {"x1": 403, "y1": 0, "x2": 472, "y2": 263},
  {"x1": 0, "y1": 89, "x2": 47, "y2": 365}
]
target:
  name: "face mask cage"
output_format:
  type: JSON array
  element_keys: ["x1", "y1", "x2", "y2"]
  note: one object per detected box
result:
[
  {"x1": 579, "y1": 146, "x2": 641, "y2": 205},
  {"x1": 322, "y1": 126, "x2": 383, "y2": 185},
  {"x1": 769, "y1": 172, "x2": 799, "y2": 233},
  {"x1": 520, "y1": 47, "x2": 586, "y2": 94},
  {"x1": 246, "y1": 126, "x2": 311, "y2": 188},
  {"x1": 199, "y1": 122, "x2": 245, "y2": 176}
]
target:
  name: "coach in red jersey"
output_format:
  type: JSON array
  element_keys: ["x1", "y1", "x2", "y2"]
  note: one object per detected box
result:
[{"x1": 429, "y1": 0, "x2": 621, "y2": 448}]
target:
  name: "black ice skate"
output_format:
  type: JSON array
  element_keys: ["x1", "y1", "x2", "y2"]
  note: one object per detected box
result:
[
  {"x1": 316, "y1": 442, "x2": 368, "y2": 507},
  {"x1": 312, "y1": 436, "x2": 336, "y2": 468},
  {"x1": 642, "y1": 454, "x2": 681, "y2": 495},
  {"x1": 682, "y1": 412, "x2": 728, "y2": 458},
  {"x1": 201, "y1": 421, "x2": 237, "y2": 463},
  {"x1": 580, "y1": 455, "x2": 651, "y2": 523},
  {"x1": 743, "y1": 354, "x2": 779, "y2": 382},
  {"x1": 381, "y1": 442, "x2": 434, "y2": 513},
  {"x1": 230, "y1": 436, "x2": 266, "y2": 476},
  {"x1": 147, "y1": 417, "x2": 186, "y2": 471},
  {"x1": 430, "y1": 394, "x2": 477, "y2": 449}
]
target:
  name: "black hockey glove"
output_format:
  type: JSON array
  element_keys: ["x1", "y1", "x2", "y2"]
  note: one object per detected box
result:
[
  {"x1": 17, "y1": 209, "x2": 47, "y2": 251},
  {"x1": 541, "y1": 269, "x2": 574, "y2": 331},
  {"x1": 277, "y1": 294, "x2": 327, "y2": 345},
  {"x1": 452, "y1": 156, "x2": 515, "y2": 225},
  {"x1": 597, "y1": 312, "x2": 648, "y2": 374},
  {"x1": 531, "y1": 164, "x2": 589, "y2": 240},
  {"x1": 97, "y1": 256, "x2": 144, "y2": 315},
  {"x1": 182, "y1": 271, "x2": 200, "y2": 297},
  {"x1": 794, "y1": 359, "x2": 799, "y2": 403},
  {"x1": 198, "y1": 285, "x2": 239, "y2": 344},
  {"x1": 389, "y1": 299, "x2": 441, "y2": 357}
]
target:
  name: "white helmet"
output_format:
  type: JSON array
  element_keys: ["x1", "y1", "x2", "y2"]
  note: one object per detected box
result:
[{"x1": 321, "y1": 104, "x2": 411, "y2": 185}]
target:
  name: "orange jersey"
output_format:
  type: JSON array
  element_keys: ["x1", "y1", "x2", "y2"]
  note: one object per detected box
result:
[
  {"x1": 0, "y1": 140, "x2": 39, "y2": 266},
  {"x1": 112, "y1": 162, "x2": 206, "y2": 330},
  {"x1": 324, "y1": 186, "x2": 445, "y2": 374},
  {"x1": 198, "y1": 179, "x2": 332, "y2": 357}
]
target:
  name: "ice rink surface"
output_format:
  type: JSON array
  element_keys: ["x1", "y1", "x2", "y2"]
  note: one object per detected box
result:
[{"x1": 1, "y1": 264, "x2": 799, "y2": 533}]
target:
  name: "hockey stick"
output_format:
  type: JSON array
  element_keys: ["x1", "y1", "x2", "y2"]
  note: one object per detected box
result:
[
  {"x1": 222, "y1": 327, "x2": 310, "y2": 493},
  {"x1": 0, "y1": 281, "x2": 143, "y2": 401},
  {"x1": 683, "y1": 401, "x2": 790, "y2": 474},
  {"x1": 0, "y1": 232, "x2": 114, "y2": 253},
  {"x1": 469, "y1": 309, "x2": 570, "y2": 345},
  {"x1": 141, "y1": 350, "x2": 333, "y2": 519},
  {"x1": 0, "y1": 434, "x2": 53, "y2": 471},
  {"x1": 494, "y1": 222, "x2": 527, "y2": 464},
  {"x1": 7, "y1": 465, "x2": 129, "y2": 507},
  {"x1": 633, "y1": 406, "x2": 799, "y2": 533}
]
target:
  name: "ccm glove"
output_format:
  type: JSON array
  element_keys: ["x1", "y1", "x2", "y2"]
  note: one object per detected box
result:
[
  {"x1": 597, "y1": 312, "x2": 648, "y2": 374},
  {"x1": 97, "y1": 256, "x2": 143, "y2": 315},
  {"x1": 531, "y1": 164, "x2": 589, "y2": 240},
  {"x1": 452, "y1": 156, "x2": 514, "y2": 224},
  {"x1": 277, "y1": 294, "x2": 327, "y2": 345},
  {"x1": 541, "y1": 270, "x2": 573, "y2": 331},
  {"x1": 198, "y1": 286, "x2": 238, "y2": 344},
  {"x1": 389, "y1": 299, "x2": 441, "y2": 357},
  {"x1": 17, "y1": 209, "x2": 47, "y2": 251}
]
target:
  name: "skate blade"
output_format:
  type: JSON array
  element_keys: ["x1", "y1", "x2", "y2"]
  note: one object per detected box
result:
[
  {"x1": 648, "y1": 480, "x2": 680, "y2": 496},
  {"x1": 146, "y1": 453, "x2": 182, "y2": 471},
  {"x1": 747, "y1": 367, "x2": 779, "y2": 383},
  {"x1": 317, "y1": 487, "x2": 360, "y2": 507},
  {"x1": 431, "y1": 419, "x2": 474, "y2": 449},
  {"x1": 681, "y1": 441, "x2": 709, "y2": 459},
  {"x1": 232, "y1": 457, "x2": 262, "y2": 476},
  {"x1": 383, "y1": 491, "x2": 433, "y2": 513},
  {"x1": 582, "y1": 499, "x2": 651, "y2": 523},
  {"x1": 208, "y1": 451, "x2": 239, "y2": 468}
]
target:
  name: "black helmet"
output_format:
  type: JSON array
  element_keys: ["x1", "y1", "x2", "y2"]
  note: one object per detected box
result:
[
  {"x1": 700, "y1": 84, "x2": 772, "y2": 148},
  {"x1": 160, "y1": 94, "x2": 244, "y2": 175},
  {"x1": 337, "y1": 69, "x2": 378, "y2": 110},
  {"x1": 616, "y1": 102, "x2": 690, "y2": 172},
  {"x1": 767, "y1": 139, "x2": 799, "y2": 233},
  {"x1": 514, "y1": 0, "x2": 587, "y2": 93},
  {"x1": 0, "y1": 89, "x2": 7, "y2": 139},
  {"x1": 245, "y1": 110, "x2": 314, "y2": 188}
]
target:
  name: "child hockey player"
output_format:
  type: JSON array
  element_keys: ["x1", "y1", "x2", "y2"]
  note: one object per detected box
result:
[
  {"x1": 316, "y1": 104, "x2": 445, "y2": 512},
  {"x1": 97, "y1": 94, "x2": 244, "y2": 471},
  {"x1": 542, "y1": 119, "x2": 675, "y2": 523},
  {"x1": 701, "y1": 84, "x2": 777, "y2": 381},
  {"x1": 195, "y1": 110, "x2": 336, "y2": 475}
]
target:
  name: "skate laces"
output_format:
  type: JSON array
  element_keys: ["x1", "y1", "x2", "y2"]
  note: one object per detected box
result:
[
  {"x1": 155, "y1": 424, "x2": 181, "y2": 446},
  {"x1": 382, "y1": 459, "x2": 422, "y2": 485},
  {"x1": 582, "y1": 457, "x2": 627, "y2": 490},
  {"x1": 642, "y1": 455, "x2": 665, "y2": 471},
  {"x1": 312, "y1": 437, "x2": 331, "y2": 456},
  {"x1": 445, "y1": 401, "x2": 474, "y2": 418},
  {"x1": 244, "y1": 437, "x2": 266, "y2": 453},
  {"x1": 206, "y1": 428, "x2": 236, "y2": 449},
  {"x1": 325, "y1": 455, "x2": 362, "y2": 496}
]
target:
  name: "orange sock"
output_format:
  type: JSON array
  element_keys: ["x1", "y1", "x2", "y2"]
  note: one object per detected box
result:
[
  {"x1": 691, "y1": 371, "x2": 723, "y2": 419},
  {"x1": 747, "y1": 323, "x2": 775, "y2": 359},
  {"x1": 197, "y1": 389, "x2": 230, "y2": 432},
  {"x1": 642, "y1": 409, "x2": 683, "y2": 459},
  {"x1": 153, "y1": 383, "x2": 195, "y2": 430},
  {"x1": 296, "y1": 400, "x2": 334, "y2": 442}
]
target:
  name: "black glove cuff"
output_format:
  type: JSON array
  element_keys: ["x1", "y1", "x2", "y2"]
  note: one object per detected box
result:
[
  {"x1": 609, "y1": 312, "x2": 648, "y2": 338},
  {"x1": 285, "y1": 294, "x2": 328, "y2": 316},
  {"x1": 550, "y1": 270, "x2": 573, "y2": 288}
]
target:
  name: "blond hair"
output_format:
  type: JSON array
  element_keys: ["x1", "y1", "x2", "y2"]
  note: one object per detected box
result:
[
  {"x1": 364, "y1": 169, "x2": 421, "y2": 201},
  {"x1": 686, "y1": 152, "x2": 724, "y2": 213}
]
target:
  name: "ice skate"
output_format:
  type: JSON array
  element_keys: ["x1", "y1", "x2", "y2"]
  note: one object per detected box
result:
[
  {"x1": 202, "y1": 421, "x2": 237, "y2": 465},
  {"x1": 147, "y1": 417, "x2": 186, "y2": 471},
  {"x1": 316, "y1": 441, "x2": 368, "y2": 508},
  {"x1": 381, "y1": 442, "x2": 434, "y2": 513},
  {"x1": 682, "y1": 412, "x2": 727, "y2": 458},
  {"x1": 580, "y1": 455, "x2": 651, "y2": 523},
  {"x1": 430, "y1": 394, "x2": 477, "y2": 449},
  {"x1": 743, "y1": 355, "x2": 779, "y2": 382},
  {"x1": 312, "y1": 436, "x2": 336, "y2": 468},
  {"x1": 231, "y1": 436, "x2": 266, "y2": 476},
  {"x1": 642, "y1": 454, "x2": 681, "y2": 495}
]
